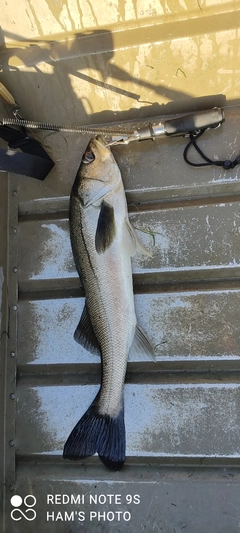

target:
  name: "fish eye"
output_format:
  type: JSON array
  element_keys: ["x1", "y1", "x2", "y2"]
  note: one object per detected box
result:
[{"x1": 82, "y1": 149, "x2": 95, "y2": 164}]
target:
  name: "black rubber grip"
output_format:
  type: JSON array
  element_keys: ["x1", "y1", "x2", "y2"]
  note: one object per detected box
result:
[{"x1": 164, "y1": 108, "x2": 224, "y2": 136}]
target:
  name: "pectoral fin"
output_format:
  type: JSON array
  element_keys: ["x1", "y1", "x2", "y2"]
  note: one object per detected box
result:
[
  {"x1": 95, "y1": 201, "x2": 116, "y2": 254},
  {"x1": 130, "y1": 323, "x2": 156, "y2": 361},
  {"x1": 74, "y1": 304, "x2": 101, "y2": 356},
  {"x1": 125, "y1": 219, "x2": 151, "y2": 257}
]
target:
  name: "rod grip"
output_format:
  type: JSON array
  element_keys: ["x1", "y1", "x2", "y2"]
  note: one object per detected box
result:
[{"x1": 164, "y1": 107, "x2": 225, "y2": 136}]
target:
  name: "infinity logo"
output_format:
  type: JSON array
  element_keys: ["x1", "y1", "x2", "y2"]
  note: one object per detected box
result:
[{"x1": 10, "y1": 495, "x2": 37, "y2": 521}]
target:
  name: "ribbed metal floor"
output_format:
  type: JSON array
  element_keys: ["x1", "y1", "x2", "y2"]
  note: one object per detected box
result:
[{"x1": 1, "y1": 107, "x2": 240, "y2": 531}]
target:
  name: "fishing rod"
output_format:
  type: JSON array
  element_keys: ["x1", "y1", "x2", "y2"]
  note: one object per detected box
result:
[
  {"x1": 0, "y1": 80, "x2": 224, "y2": 141},
  {"x1": 2, "y1": 108, "x2": 224, "y2": 144},
  {"x1": 1, "y1": 81, "x2": 238, "y2": 178}
]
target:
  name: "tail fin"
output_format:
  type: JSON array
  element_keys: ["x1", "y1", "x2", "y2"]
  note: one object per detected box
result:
[{"x1": 63, "y1": 401, "x2": 125, "y2": 470}]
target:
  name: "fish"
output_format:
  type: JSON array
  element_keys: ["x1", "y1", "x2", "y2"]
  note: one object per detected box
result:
[{"x1": 63, "y1": 136, "x2": 154, "y2": 470}]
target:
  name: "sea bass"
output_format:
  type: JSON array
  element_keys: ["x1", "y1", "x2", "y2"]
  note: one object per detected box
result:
[{"x1": 63, "y1": 136, "x2": 154, "y2": 470}]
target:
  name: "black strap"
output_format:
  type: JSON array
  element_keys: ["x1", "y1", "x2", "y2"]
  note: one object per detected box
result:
[
  {"x1": 0, "y1": 125, "x2": 54, "y2": 180},
  {"x1": 183, "y1": 130, "x2": 240, "y2": 170}
]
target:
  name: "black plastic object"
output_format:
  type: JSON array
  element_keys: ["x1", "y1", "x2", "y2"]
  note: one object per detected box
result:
[
  {"x1": 0, "y1": 124, "x2": 54, "y2": 180},
  {"x1": 164, "y1": 107, "x2": 224, "y2": 136}
]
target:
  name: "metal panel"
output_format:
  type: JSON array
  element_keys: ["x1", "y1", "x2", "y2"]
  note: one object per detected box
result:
[
  {"x1": 17, "y1": 290, "x2": 240, "y2": 365},
  {"x1": 8, "y1": 467, "x2": 240, "y2": 533},
  {"x1": 3, "y1": 133, "x2": 240, "y2": 531},
  {"x1": 16, "y1": 382, "x2": 240, "y2": 458},
  {"x1": 18, "y1": 201, "x2": 240, "y2": 283}
]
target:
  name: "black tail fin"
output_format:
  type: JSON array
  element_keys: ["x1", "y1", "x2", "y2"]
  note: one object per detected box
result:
[{"x1": 63, "y1": 401, "x2": 125, "y2": 470}]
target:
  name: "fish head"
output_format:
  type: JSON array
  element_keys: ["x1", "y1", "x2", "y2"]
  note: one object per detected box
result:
[
  {"x1": 75, "y1": 136, "x2": 121, "y2": 207},
  {"x1": 82, "y1": 136, "x2": 112, "y2": 168}
]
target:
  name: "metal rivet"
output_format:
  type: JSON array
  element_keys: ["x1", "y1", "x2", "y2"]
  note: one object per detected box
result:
[
  {"x1": 13, "y1": 267, "x2": 18, "y2": 273},
  {"x1": 10, "y1": 393, "x2": 15, "y2": 400},
  {"x1": 12, "y1": 228, "x2": 17, "y2": 234},
  {"x1": 12, "y1": 305, "x2": 17, "y2": 311},
  {"x1": 12, "y1": 191, "x2": 18, "y2": 196},
  {"x1": 10, "y1": 352, "x2": 15, "y2": 357},
  {"x1": 9, "y1": 440, "x2": 15, "y2": 447},
  {"x1": 9, "y1": 485, "x2": 15, "y2": 492}
]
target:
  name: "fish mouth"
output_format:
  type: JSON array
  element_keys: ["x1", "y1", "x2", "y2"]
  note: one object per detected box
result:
[
  {"x1": 91, "y1": 136, "x2": 110, "y2": 160},
  {"x1": 81, "y1": 136, "x2": 111, "y2": 165}
]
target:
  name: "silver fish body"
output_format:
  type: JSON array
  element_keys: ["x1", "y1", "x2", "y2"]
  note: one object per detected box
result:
[{"x1": 63, "y1": 137, "x2": 153, "y2": 470}]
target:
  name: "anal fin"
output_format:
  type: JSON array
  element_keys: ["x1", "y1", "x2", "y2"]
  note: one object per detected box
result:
[
  {"x1": 130, "y1": 323, "x2": 156, "y2": 361},
  {"x1": 74, "y1": 304, "x2": 101, "y2": 356}
]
